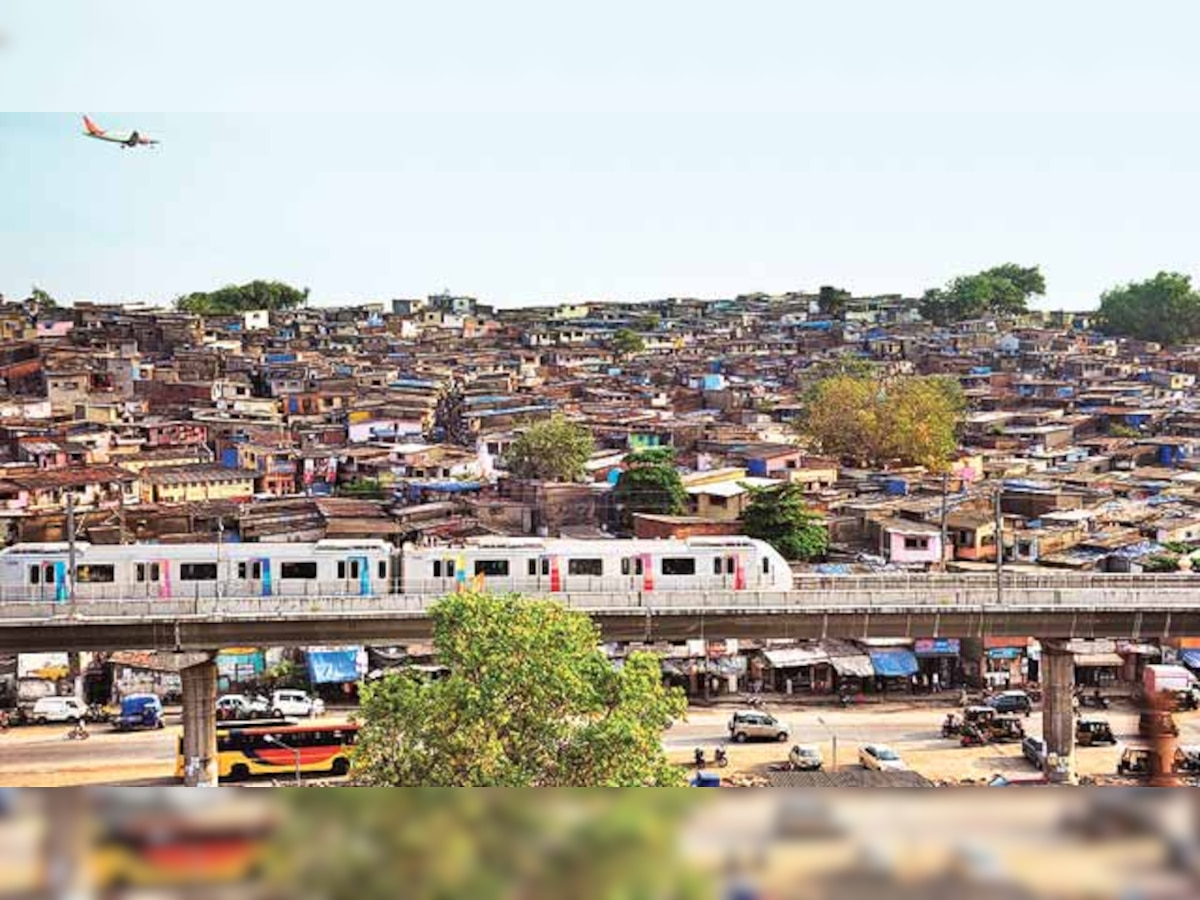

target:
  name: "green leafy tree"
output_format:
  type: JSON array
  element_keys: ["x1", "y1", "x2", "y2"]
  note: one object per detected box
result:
[
  {"x1": 609, "y1": 328, "x2": 646, "y2": 359},
  {"x1": 278, "y1": 792, "x2": 706, "y2": 900},
  {"x1": 1098, "y1": 272, "x2": 1200, "y2": 345},
  {"x1": 741, "y1": 482, "x2": 828, "y2": 561},
  {"x1": 505, "y1": 416, "x2": 595, "y2": 482},
  {"x1": 800, "y1": 374, "x2": 965, "y2": 471},
  {"x1": 817, "y1": 285, "x2": 851, "y2": 318},
  {"x1": 353, "y1": 591, "x2": 687, "y2": 787},
  {"x1": 613, "y1": 447, "x2": 687, "y2": 527},
  {"x1": 920, "y1": 264, "x2": 1045, "y2": 325},
  {"x1": 176, "y1": 280, "x2": 310, "y2": 314}
]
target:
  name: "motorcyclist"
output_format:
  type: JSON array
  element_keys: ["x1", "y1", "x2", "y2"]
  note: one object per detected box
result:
[
  {"x1": 694, "y1": 747, "x2": 706, "y2": 768},
  {"x1": 943, "y1": 713, "x2": 958, "y2": 736}
]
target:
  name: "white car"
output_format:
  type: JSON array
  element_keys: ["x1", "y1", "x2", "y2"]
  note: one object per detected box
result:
[
  {"x1": 216, "y1": 694, "x2": 271, "y2": 720},
  {"x1": 271, "y1": 690, "x2": 324, "y2": 718},
  {"x1": 858, "y1": 744, "x2": 908, "y2": 772},
  {"x1": 31, "y1": 696, "x2": 87, "y2": 724}
]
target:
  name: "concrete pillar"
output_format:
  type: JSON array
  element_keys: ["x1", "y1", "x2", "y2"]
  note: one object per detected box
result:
[
  {"x1": 1041, "y1": 639, "x2": 1076, "y2": 784},
  {"x1": 180, "y1": 657, "x2": 218, "y2": 787}
]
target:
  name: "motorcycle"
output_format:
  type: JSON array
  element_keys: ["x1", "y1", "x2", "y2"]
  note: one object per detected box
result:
[
  {"x1": 960, "y1": 724, "x2": 987, "y2": 747},
  {"x1": 942, "y1": 715, "x2": 961, "y2": 738},
  {"x1": 1078, "y1": 691, "x2": 1110, "y2": 711},
  {"x1": 714, "y1": 747, "x2": 729, "y2": 768}
]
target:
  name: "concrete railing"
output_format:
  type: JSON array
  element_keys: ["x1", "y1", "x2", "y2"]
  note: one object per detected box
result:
[{"x1": 2, "y1": 585, "x2": 1200, "y2": 625}]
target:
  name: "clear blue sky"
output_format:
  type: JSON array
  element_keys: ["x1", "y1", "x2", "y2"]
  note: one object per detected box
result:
[{"x1": 2, "y1": 1, "x2": 1199, "y2": 309}]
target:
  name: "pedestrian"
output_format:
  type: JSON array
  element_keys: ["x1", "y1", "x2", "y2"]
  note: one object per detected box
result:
[{"x1": 932, "y1": 672, "x2": 940, "y2": 694}]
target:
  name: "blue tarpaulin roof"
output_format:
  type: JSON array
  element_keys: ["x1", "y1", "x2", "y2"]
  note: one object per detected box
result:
[
  {"x1": 1179, "y1": 649, "x2": 1200, "y2": 671},
  {"x1": 869, "y1": 649, "x2": 919, "y2": 678},
  {"x1": 306, "y1": 649, "x2": 361, "y2": 684}
]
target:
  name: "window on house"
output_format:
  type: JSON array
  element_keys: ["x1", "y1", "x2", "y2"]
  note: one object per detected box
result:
[
  {"x1": 76, "y1": 564, "x2": 115, "y2": 583},
  {"x1": 180, "y1": 563, "x2": 218, "y2": 581},
  {"x1": 903, "y1": 537, "x2": 929, "y2": 551},
  {"x1": 568, "y1": 559, "x2": 603, "y2": 577},
  {"x1": 662, "y1": 558, "x2": 696, "y2": 576},
  {"x1": 710, "y1": 495, "x2": 728, "y2": 508},
  {"x1": 475, "y1": 559, "x2": 509, "y2": 577},
  {"x1": 281, "y1": 562, "x2": 317, "y2": 579}
]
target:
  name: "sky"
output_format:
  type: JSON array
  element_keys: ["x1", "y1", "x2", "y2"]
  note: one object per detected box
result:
[{"x1": 2, "y1": 1, "x2": 1200, "y2": 310}]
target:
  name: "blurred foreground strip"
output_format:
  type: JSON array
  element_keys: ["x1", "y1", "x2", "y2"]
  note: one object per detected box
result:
[{"x1": 3, "y1": 789, "x2": 1200, "y2": 899}]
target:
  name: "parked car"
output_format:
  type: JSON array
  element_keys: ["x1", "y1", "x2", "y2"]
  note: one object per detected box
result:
[
  {"x1": 788, "y1": 744, "x2": 824, "y2": 771},
  {"x1": 1075, "y1": 717, "x2": 1117, "y2": 746},
  {"x1": 30, "y1": 696, "x2": 87, "y2": 725},
  {"x1": 113, "y1": 694, "x2": 164, "y2": 731},
  {"x1": 216, "y1": 694, "x2": 271, "y2": 721},
  {"x1": 986, "y1": 690, "x2": 1032, "y2": 716},
  {"x1": 728, "y1": 710, "x2": 789, "y2": 743},
  {"x1": 858, "y1": 744, "x2": 907, "y2": 772},
  {"x1": 1138, "y1": 711, "x2": 1179, "y2": 739},
  {"x1": 270, "y1": 690, "x2": 325, "y2": 719},
  {"x1": 1021, "y1": 736, "x2": 1048, "y2": 770}
]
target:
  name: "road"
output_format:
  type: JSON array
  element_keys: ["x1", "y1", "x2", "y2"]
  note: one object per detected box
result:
[{"x1": 3, "y1": 698, "x2": 1199, "y2": 786}]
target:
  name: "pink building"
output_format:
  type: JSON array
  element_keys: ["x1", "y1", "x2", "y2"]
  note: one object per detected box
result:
[{"x1": 880, "y1": 520, "x2": 944, "y2": 569}]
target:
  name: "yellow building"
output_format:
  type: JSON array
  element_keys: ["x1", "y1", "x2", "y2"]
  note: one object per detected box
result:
[{"x1": 141, "y1": 465, "x2": 256, "y2": 504}]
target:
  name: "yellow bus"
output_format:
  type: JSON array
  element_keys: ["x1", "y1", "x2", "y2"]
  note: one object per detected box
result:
[{"x1": 176, "y1": 721, "x2": 358, "y2": 782}]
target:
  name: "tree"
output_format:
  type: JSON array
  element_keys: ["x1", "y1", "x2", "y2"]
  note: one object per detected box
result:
[
  {"x1": 175, "y1": 280, "x2": 310, "y2": 315},
  {"x1": 609, "y1": 328, "x2": 646, "y2": 359},
  {"x1": 799, "y1": 374, "x2": 965, "y2": 471},
  {"x1": 352, "y1": 591, "x2": 687, "y2": 787},
  {"x1": 741, "y1": 482, "x2": 828, "y2": 561},
  {"x1": 612, "y1": 448, "x2": 687, "y2": 527},
  {"x1": 505, "y1": 416, "x2": 595, "y2": 482},
  {"x1": 817, "y1": 285, "x2": 851, "y2": 318},
  {"x1": 279, "y1": 792, "x2": 705, "y2": 900},
  {"x1": 920, "y1": 264, "x2": 1045, "y2": 325},
  {"x1": 1098, "y1": 272, "x2": 1200, "y2": 345}
]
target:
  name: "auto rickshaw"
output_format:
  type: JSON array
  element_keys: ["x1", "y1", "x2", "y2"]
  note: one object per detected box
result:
[
  {"x1": 960, "y1": 722, "x2": 987, "y2": 747},
  {"x1": 1172, "y1": 746, "x2": 1200, "y2": 774},
  {"x1": 1166, "y1": 689, "x2": 1199, "y2": 712},
  {"x1": 1075, "y1": 717, "x2": 1117, "y2": 747},
  {"x1": 987, "y1": 714, "x2": 1026, "y2": 744},
  {"x1": 963, "y1": 706, "x2": 997, "y2": 728},
  {"x1": 1117, "y1": 747, "x2": 1164, "y2": 778}
]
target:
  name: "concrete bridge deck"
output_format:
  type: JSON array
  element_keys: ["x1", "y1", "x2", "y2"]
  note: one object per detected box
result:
[{"x1": 2, "y1": 572, "x2": 1199, "y2": 652}]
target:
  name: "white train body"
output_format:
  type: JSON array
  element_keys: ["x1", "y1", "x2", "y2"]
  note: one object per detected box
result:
[{"x1": 0, "y1": 535, "x2": 792, "y2": 601}]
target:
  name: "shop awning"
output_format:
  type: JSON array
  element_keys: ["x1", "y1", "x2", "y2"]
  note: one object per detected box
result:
[
  {"x1": 306, "y1": 648, "x2": 362, "y2": 684},
  {"x1": 763, "y1": 647, "x2": 830, "y2": 669},
  {"x1": 914, "y1": 638, "x2": 961, "y2": 657},
  {"x1": 1074, "y1": 653, "x2": 1124, "y2": 668},
  {"x1": 869, "y1": 649, "x2": 920, "y2": 678},
  {"x1": 1117, "y1": 641, "x2": 1161, "y2": 656},
  {"x1": 1179, "y1": 649, "x2": 1200, "y2": 670},
  {"x1": 829, "y1": 655, "x2": 875, "y2": 678}
]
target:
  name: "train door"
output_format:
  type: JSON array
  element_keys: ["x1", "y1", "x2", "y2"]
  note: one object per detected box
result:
[
  {"x1": 712, "y1": 554, "x2": 746, "y2": 590},
  {"x1": 238, "y1": 559, "x2": 269, "y2": 598},
  {"x1": 28, "y1": 561, "x2": 66, "y2": 602},
  {"x1": 429, "y1": 556, "x2": 459, "y2": 594},
  {"x1": 134, "y1": 561, "x2": 165, "y2": 599},
  {"x1": 620, "y1": 556, "x2": 645, "y2": 591},
  {"x1": 526, "y1": 556, "x2": 551, "y2": 592},
  {"x1": 337, "y1": 556, "x2": 371, "y2": 595}
]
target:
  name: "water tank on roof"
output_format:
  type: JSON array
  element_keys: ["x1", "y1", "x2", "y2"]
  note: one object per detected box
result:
[{"x1": 883, "y1": 477, "x2": 908, "y2": 496}]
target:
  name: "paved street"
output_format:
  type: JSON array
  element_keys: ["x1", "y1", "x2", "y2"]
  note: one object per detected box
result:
[{"x1": 4, "y1": 698, "x2": 1199, "y2": 786}]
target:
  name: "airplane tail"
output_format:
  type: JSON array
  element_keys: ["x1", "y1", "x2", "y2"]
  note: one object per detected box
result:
[{"x1": 82, "y1": 115, "x2": 105, "y2": 136}]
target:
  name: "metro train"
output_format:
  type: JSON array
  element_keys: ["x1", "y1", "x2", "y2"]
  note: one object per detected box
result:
[{"x1": 0, "y1": 535, "x2": 792, "y2": 601}]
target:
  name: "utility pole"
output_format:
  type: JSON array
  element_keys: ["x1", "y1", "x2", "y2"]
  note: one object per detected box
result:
[
  {"x1": 66, "y1": 494, "x2": 77, "y2": 612},
  {"x1": 215, "y1": 515, "x2": 224, "y2": 601},
  {"x1": 994, "y1": 485, "x2": 1004, "y2": 606},
  {"x1": 939, "y1": 470, "x2": 949, "y2": 572}
]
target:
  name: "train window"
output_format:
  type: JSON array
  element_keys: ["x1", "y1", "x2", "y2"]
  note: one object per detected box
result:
[
  {"x1": 635, "y1": 558, "x2": 643, "y2": 576},
  {"x1": 568, "y1": 559, "x2": 602, "y2": 577},
  {"x1": 446, "y1": 560, "x2": 455, "y2": 578},
  {"x1": 378, "y1": 560, "x2": 387, "y2": 580},
  {"x1": 44, "y1": 565, "x2": 55, "y2": 584},
  {"x1": 237, "y1": 562, "x2": 246, "y2": 579},
  {"x1": 541, "y1": 558, "x2": 549, "y2": 576},
  {"x1": 180, "y1": 563, "x2": 218, "y2": 581},
  {"x1": 337, "y1": 561, "x2": 344, "y2": 579},
  {"x1": 727, "y1": 558, "x2": 736, "y2": 575},
  {"x1": 76, "y1": 565, "x2": 115, "y2": 583},
  {"x1": 28, "y1": 565, "x2": 39, "y2": 585},
  {"x1": 621, "y1": 558, "x2": 630, "y2": 576},
  {"x1": 338, "y1": 560, "x2": 361, "y2": 580},
  {"x1": 281, "y1": 562, "x2": 317, "y2": 580},
  {"x1": 662, "y1": 558, "x2": 696, "y2": 576},
  {"x1": 713, "y1": 558, "x2": 722, "y2": 576},
  {"x1": 763, "y1": 557, "x2": 771, "y2": 574},
  {"x1": 150, "y1": 563, "x2": 160, "y2": 582},
  {"x1": 136, "y1": 563, "x2": 146, "y2": 583},
  {"x1": 528, "y1": 559, "x2": 537, "y2": 577},
  {"x1": 475, "y1": 559, "x2": 509, "y2": 577}
]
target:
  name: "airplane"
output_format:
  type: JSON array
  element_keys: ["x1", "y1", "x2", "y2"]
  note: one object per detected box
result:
[{"x1": 81, "y1": 115, "x2": 159, "y2": 149}]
